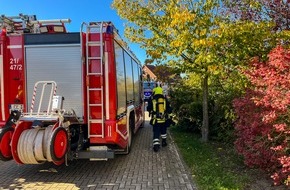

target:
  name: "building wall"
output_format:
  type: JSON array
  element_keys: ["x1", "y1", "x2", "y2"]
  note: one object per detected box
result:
[{"x1": 142, "y1": 65, "x2": 157, "y2": 81}]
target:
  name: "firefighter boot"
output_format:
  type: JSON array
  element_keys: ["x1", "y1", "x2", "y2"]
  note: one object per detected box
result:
[
  {"x1": 153, "y1": 144, "x2": 160, "y2": 152},
  {"x1": 162, "y1": 139, "x2": 167, "y2": 147}
]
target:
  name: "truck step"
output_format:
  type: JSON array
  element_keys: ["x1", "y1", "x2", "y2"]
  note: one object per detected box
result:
[{"x1": 76, "y1": 146, "x2": 114, "y2": 160}]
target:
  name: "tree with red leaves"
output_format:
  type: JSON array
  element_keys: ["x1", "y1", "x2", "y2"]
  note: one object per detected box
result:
[
  {"x1": 224, "y1": 0, "x2": 290, "y2": 31},
  {"x1": 233, "y1": 45, "x2": 290, "y2": 186}
]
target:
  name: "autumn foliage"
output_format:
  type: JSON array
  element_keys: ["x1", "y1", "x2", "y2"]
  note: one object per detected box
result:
[{"x1": 233, "y1": 46, "x2": 290, "y2": 186}]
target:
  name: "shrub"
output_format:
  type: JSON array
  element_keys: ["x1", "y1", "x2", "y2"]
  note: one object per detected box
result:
[
  {"x1": 233, "y1": 45, "x2": 290, "y2": 186},
  {"x1": 169, "y1": 80, "x2": 237, "y2": 142},
  {"x1": 169, "y1": 83, "x2": 202, "y2": 133}
]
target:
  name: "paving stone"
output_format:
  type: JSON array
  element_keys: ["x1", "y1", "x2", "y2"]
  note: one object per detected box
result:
[{"x1": 0, "y1": 112, "x2": 197, "y2": 189}]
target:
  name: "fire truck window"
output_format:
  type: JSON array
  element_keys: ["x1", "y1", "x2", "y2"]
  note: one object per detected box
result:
[
  {"x1": 40, "y1": 26, "x2": 48, "y2": 33},
  {"x1": 114, "y1": 42, "x2": 126, "y2": 115},
  {"x1": 132, "y1": 60, "x2": 140, "y2": 105},
  {"x1": 124, "y1": 52, "x2": 134, "y2": 103}
]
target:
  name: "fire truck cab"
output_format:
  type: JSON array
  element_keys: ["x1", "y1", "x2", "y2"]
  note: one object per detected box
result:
[{"x1": 0, "y1": 14, "x2": 144, "y2": 165}]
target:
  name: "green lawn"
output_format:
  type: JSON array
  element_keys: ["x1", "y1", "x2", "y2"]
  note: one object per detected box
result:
[{"x1": 169, "y1": 126, "x2": 250, "y2": 190}]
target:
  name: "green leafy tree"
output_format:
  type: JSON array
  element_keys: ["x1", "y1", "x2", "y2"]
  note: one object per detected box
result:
[{"x1": 112, "y1": 0, "x2": 277, "y2": 142}]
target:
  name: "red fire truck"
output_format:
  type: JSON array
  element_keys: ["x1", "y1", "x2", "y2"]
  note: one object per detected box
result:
[{"x1": 0, "y1": 14, "x2": 144, "y2": 165}]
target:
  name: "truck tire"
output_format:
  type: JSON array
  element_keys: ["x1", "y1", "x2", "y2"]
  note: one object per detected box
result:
[{"x1": 125, "y1": 115, "x2": 135, "y2": 154}]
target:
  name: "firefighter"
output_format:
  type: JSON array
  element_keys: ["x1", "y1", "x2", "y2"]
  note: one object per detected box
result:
[{"x1": 147, "y1": 86, "x2": 172, "y2": 152}]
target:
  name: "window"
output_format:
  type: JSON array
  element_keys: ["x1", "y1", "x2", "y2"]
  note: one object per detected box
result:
[
  {"x1": 114, "y1": 42, "x2": 126, "y2": 115},
  {"x1": 132, "y1": 60, "x2": 140, "y2": 105},
  {"x1": 124, "y1": 52, "x2": 134, "y2": 103}
]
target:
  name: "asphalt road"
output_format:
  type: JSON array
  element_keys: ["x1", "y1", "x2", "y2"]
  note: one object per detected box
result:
[{"x1": 0, "y1": 112, "x2": 197, "y2": 190}]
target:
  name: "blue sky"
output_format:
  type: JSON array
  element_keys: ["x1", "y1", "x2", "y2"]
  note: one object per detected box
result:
[{"x1": 0, "y1": 0, "x2": 147, "y2": 64}]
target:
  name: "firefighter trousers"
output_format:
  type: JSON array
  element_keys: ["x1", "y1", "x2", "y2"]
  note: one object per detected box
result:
[{"x1": 152, "y1": 122, "x2": 167, "y2": 147}]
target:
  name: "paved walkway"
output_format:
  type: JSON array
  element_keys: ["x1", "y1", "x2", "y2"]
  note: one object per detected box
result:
[{"x1": 0, "y1": 112, "x2": 197, "y2": 190}]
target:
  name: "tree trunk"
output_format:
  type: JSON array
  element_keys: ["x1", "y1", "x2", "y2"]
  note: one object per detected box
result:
[{"x1": 201, "y1": 75, "x2": 209, "y2": 142}]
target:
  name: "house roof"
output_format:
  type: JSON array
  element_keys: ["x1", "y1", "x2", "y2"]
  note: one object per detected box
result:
[
  {"x1": 143, "y1": 64, "x2": 180, "y2": 83},
  {"x1": 142, "y1": 64, "x2": 157, "y2": 80},
  {"x1": 144, "y1": 64, "x2": 156, "y2": 72}
]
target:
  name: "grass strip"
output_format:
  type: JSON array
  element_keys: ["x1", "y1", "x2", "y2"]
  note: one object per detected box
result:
[{"x1": 170, "y1": 126, "x2": 249, "y2": 190}]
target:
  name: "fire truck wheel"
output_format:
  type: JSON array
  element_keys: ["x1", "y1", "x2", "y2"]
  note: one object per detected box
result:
[
  {"x1": 124, "y1": 118, "x2": 134, "y2": 154},
  {"x1": 0, "y1": 127, "x2": 14, "y2": 161},
  {"x1": 140, "y1": 120, "x2": 145, "y2": 128},
  {"x1": 127, "y1": 127, "x2": 132, "y2": 153},
  {"x1": 50, "y1": 127, "x2": 68, "y2": 161}
]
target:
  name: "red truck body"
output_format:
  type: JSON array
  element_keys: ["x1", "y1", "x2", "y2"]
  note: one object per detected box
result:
[{"x1": 0, "y1": 14, "x2": 144, "y2": 165}]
